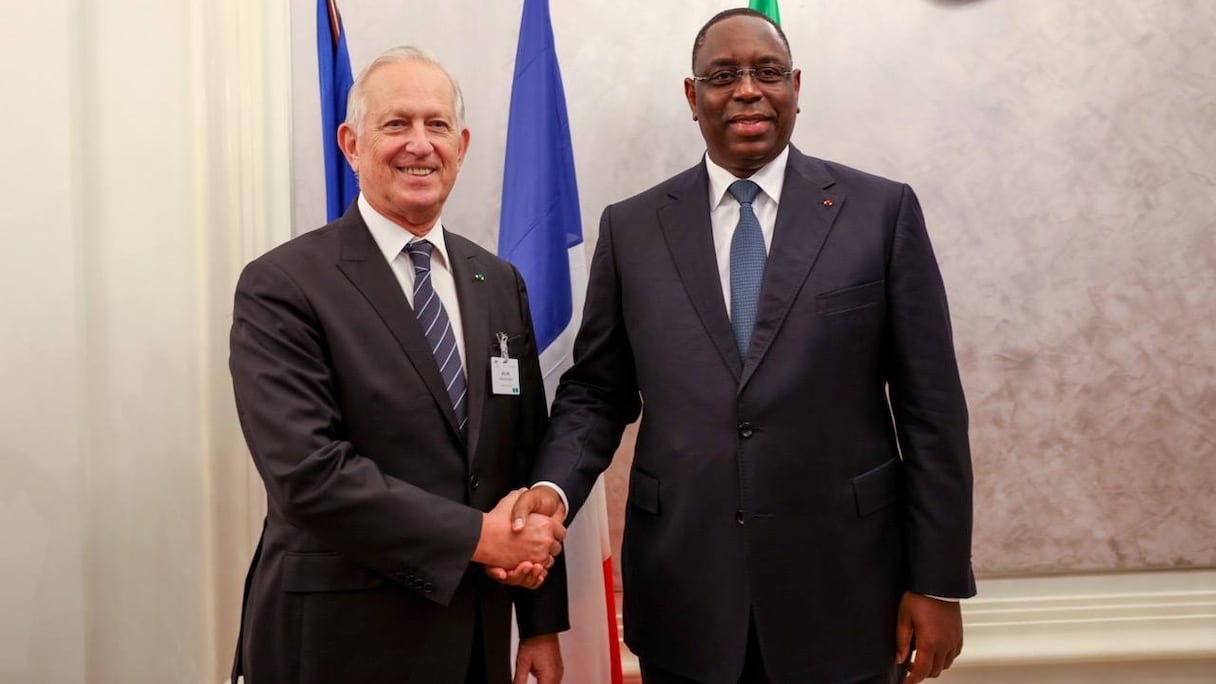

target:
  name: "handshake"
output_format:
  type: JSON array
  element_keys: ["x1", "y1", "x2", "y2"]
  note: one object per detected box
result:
[{"x1": 471, "y1": 486, "x2": 567, "y2": 589}]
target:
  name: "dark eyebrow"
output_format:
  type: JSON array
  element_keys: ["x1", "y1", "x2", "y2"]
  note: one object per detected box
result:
[{"x1": 702, "y1": 54, "x2": 787, "y2": 69}]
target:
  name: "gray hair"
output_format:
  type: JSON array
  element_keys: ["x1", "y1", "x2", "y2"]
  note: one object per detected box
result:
[{"x1": 344, "y1": 45, "x2": 466, "y2": 133}]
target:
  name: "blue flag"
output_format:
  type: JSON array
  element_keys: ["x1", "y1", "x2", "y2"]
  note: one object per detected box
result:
[
  {"x1": 498, "y1": 6, "x2": 623, "y2": 680},
  {"x1": 497, "y1": 0, "x2": 583, "y2": 353},
  {"x1": 317, "y1": 0, "x2": 358, "y2": 221}
]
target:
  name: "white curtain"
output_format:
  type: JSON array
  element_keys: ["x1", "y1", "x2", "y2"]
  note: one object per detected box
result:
[{"x1": 0, "y1": 2, "x2": 289, "y2": 681}]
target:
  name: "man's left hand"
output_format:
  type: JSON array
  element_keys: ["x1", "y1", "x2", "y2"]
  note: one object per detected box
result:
[
  {"x1": 484, "y1": 558, "x2": 548, "y2": 589},
  {"x1": 514, "y1": 633, "x2": 562, "y2": 684},
  {"x1": 895, "y1": 591, "x2": 963, "y2": 682}
]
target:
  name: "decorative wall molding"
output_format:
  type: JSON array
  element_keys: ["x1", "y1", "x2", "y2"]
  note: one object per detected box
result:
[
  {"x1": 957, "y1": 569, "x2": 1216, "y2": 666},
  {"x1": 616, "y1": 569, "x2": 1215, "y2": 678}
]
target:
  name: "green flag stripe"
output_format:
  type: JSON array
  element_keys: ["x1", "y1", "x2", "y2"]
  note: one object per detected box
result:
[{"x1": 749, "y1": 0, "x2": 781, "y2": 25}]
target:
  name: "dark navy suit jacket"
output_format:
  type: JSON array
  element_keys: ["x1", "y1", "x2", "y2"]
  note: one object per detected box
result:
[{"x1": 535, "y1": 147, "x2": 974, "y2": 683}]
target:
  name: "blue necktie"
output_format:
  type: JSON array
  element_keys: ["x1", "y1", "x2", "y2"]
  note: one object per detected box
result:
[
  {"x1": 728, "y1": 179, "x2": 765, "y2": 359},
  {"x1": 404, "y1": 241, "x2": 468, "y2": 434}
]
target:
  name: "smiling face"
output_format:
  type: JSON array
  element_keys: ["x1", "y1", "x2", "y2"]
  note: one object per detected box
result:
[
  {"x1": 338, "y1": 59, "x2": 469, "y2": 235},
  {"x1": 684, "y1": 14, "x2": 801, "y2": 178}
]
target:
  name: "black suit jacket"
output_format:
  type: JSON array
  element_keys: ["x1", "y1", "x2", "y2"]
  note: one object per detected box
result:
[
  {"x1": 229, "y1": 205, "x2": 568, "y2": 684},
  {"x1": 534, "y1": 147, "x2": 974, "y2": 683}
]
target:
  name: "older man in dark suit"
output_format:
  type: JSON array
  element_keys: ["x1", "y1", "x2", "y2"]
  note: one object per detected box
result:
[
  {"x1": 507, "y1": 9, "x2": 975, "y2": 684},
  {"x1": 228, "y1": 46, "x2": 567, "y2": 684}
]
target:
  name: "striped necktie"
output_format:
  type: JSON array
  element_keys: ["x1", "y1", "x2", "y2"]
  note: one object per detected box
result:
[
  {"x1": 404, "y1": 240, "x2": 468, "y2": 435},
  {"x1": 728, "y1": 179, "x2": 765, "y2": 359}
]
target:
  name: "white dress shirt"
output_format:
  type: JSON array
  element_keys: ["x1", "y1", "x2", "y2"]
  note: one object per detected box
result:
[
  {"x1": 359, "y1": 194, "x2": 467, "y2": 375},
  {"x1": 706, "y1": 145, "x2": 789, "y2": 318}
]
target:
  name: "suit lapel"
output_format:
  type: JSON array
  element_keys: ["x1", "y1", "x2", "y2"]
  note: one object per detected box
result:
[
  {"x1": 334, "y1": 210, "x2": 465, "y2": 442},
  {"x1": 741, "y1": 148, "x2": 844, "y2": 389},
  {"x1": 445, "y1": 231, "x2": 489, "y2": 466},
  {"x1": 657, "y1": 164, "x2": 743, "y2": 381}
]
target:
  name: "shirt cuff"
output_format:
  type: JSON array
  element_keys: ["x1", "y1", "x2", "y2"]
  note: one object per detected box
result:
[
  {"x1": 924, "y1": 594, "x2": 962, "y2": 602},
  {"x1": 531, "y1": 482, "x2": 569, "y2": 523}
]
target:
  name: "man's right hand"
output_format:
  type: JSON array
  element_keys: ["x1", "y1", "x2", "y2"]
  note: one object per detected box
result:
[
  {"x1": 471, "y1": 489, "x2": 566, "y2": 571},
  {"x1": 482, "y1": 487, "x2": 569, "y2": 589},
  {"x1": 510, "y1": 486, "x2": 566, "y2": 531}
]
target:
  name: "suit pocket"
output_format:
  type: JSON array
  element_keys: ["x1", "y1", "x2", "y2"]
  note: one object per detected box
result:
[
  {"x1": 281, "y1": 552, "x2": 387, "y2": 593},
  {"x1": 627, "y1": 468, "x2": 661, "y2": 515},
  {"x1": 851, "y1": 458, "x2": 902, "y2": 517},
  {"x1": 817, "y1": 280, "x2": 884, "y2": 316}
]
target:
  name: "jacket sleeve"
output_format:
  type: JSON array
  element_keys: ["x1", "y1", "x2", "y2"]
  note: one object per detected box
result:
[
  {"x1": 507, "y1": 265, "x2": 571, "y2": 637},
  {"x1": 533, "y1": 205, "x2": 643, "y2": 522},
  {"x1": 884, "y1": 184, "x2": 976, "y2": 599}
]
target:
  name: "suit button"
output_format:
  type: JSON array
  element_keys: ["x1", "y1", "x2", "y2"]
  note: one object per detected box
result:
[
  {"x1": 424, "y1": 582, "x2": 434, "y2": 593},
  {"x1": 394, "y1": 571, "x2": 408, "y2": 582},
  {"x1": 735, "y1": 510, "x2": 745, "y2": 525},
  {"x1": 738, "y1": 422, "x2": 754, "y2": 438},
  {"x1": 469, "y1": 475, "x2": 480, "y2": 490}
]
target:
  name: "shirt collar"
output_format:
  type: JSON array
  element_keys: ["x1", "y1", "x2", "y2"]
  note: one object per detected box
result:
[
  {"x1": 358, "y1": 194, "x2": 453, "y2": 269},
  {"x1": 705, "y1": 144, "x2": 790, "y2": 209}
]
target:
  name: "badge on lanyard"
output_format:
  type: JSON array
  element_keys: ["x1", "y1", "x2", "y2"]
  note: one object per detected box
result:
[{"x1": 490, "y1": 332, "x2": 521, "y2": 395}]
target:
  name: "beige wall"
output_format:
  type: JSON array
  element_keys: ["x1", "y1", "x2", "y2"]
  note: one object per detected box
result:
[{"x1": 291, "y1": 0, "x2": 1216, "y2": 578}]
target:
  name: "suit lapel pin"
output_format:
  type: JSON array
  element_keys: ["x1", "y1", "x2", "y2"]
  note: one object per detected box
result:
[
  {"x1": 822, "y1": 198, "x2": 834, "y2": 207},
  {"x1": 474, "y1": 273, "x2": 485, "y2": 281}
]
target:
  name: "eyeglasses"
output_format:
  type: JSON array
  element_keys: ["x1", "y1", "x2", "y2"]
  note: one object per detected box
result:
[{"x1": 691, "y1": 65, "x2": 794, "y2": 88}]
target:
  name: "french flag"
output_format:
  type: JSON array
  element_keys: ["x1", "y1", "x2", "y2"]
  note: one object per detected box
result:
[{"x1": 497, "y1": 1, "x2": 622, "y2": 682}]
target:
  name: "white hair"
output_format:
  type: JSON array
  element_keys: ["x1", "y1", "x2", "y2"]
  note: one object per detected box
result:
[{"x1": 344, "y1": 45, "x2": 466, "y2": 133}]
